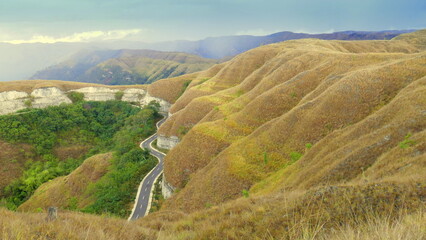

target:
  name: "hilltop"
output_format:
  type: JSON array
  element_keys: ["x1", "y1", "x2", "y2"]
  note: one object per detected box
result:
[
  {"x1": 152, "y1": 30, "x2": 426, "y2": 214},
  {"x1": 31, "y1": 49, "x2": 217, "y2": 85},
  {"x1": 0, "y1": 30, "x2": 411, "y2": 82}
]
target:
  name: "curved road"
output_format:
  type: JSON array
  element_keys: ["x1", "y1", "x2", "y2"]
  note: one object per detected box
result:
[{"x1": 128, "y1": 114, "x2": 168, "y2": 220}]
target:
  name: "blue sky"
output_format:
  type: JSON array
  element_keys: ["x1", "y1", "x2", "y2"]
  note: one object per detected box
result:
[{"x1": 0, "y1": 0, "x2": 425, "y2": 43}]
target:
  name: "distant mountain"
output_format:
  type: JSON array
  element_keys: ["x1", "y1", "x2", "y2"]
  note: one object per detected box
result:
[
  {"x1": 1, "y1": 29, "x2": 414, "y2": 82},
  {"x1": 31, "y1": 49, "x2": 217, "y2": 85},
  {"x1": 144, "y1": 30, "x2": 415, "y2": 59}
]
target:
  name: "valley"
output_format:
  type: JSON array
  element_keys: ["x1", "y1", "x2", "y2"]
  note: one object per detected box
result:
[{"x1": 0, "y1": 30, "x2": 425, "y2": 239}]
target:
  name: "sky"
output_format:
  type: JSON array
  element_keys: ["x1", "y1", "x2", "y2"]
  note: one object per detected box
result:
[{"x1": 0, "y1": 0, "x2": 425, "y2": 43}]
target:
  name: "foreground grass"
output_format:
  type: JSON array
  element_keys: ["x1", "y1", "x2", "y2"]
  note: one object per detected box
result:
[{"x1": 1, "y1": 198, "x2": 424, "y2": 240}]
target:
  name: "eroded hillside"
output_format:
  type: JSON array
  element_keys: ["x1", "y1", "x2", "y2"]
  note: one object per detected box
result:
[
  {"x1": 0, "y1": 30, "x2": 425, "y2": 240},
  {"x1": 149, "y1": 30, "x2": 426, "y2": 213}
]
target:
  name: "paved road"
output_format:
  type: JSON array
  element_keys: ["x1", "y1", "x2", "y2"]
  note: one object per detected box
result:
[{"x1": 128, "y1": 114, "x2": 168, "y2": 220}]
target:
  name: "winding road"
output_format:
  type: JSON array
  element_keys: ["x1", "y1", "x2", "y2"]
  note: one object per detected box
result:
[{"x1": 128, "y1": 114, "x2": 168, "y2": 221}]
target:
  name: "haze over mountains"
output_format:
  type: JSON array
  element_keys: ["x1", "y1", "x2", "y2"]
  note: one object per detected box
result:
[
  {"x1": 31, "y1": 49, "x2": 217, "y2": 85},
  {"x1": 1, "y1": 29, "x2": 413, "y2": 82},
  {"x1": 0, "y1": 29, "x2": 425, "y2": 239}
]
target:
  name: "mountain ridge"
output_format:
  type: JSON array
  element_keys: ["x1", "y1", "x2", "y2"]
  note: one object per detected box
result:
[{"x1": 30, "y1": 49, "x2": 217, "y2": 85}]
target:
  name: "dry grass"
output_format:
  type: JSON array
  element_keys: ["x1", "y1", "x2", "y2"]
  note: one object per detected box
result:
[
  {"x1": 0, "y1": 80, "x2": 147, "y2": 94},
  {"x1": 141, "y1": 182, "x2": 426, "y2": 239},
  {"x1": 1, "y1": 30, "x2": 426, "y2": 239},
  {"x1": 0, "y1": 141, "x2": 36, "y2": 197},
  {"x1": 156, "y1": 30, "x2": 426, "y2": 212},
  {"x1": 0, "y1": 208, "x2": 155, "y2": 240},
  {"x1": 1, "y1": 182, "x2": 425, "y2": 239},
  {"x1": 53, "y1": 145, "x2": 91, "y2": 161}
]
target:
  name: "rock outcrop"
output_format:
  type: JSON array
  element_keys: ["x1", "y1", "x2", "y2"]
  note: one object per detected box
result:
[
  {"x1": 0, "y1": 91, "x2": 29, "y2": 115},
  {"x1": 157, "y1": 135, "x2": 180, "y2": 150},
  {"x1": 31, "y1": 87, "x2": 72, "y2": 109},
  {"x1": 161, "y1": 175, "x2": 176, "y2": 199},
  {"x1": 0, "y1": 86, "x2": 171, "y2": 115}
]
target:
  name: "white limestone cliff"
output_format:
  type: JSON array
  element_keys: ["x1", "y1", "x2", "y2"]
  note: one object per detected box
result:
[
  {"x1": 157, "y1": 135, "x2": 180, "y2": 150},
  {"x1": 0, "y1": 91, "x2": 29, "y2": 115},
  {"x1": 31, "y1": 87, "x2": 72, "y2": 109},
  {"x1": 0, "y1": 86, "x2": 171, "y2": 115}
]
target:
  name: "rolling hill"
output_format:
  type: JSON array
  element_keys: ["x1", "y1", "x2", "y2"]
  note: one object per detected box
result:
[
  {"x1": 147, "y1": 30, "x2": 415, "y2": 59},
  {"x1": 1, "y1": 30, "x2": 412, "y2": 82},
  {"x1": 31, "y1": 49, "x2": 218, "y2": 85},
  {"x1": 0, "y1": 30, "x2": 425, "y2": 239},
  {"x1": 152, "y1": 30, "x2": 426, "y2": 214}
]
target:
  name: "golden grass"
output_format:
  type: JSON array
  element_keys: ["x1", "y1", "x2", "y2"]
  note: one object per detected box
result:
[
  {"x1": 0, "y1": 208, "x2": 155, "y2": 240},
  {"x1": 142, "y1": 182, "x2": 426, "y2": 239},
  {"x1": 1, "y1": 30, "x2": 426, "y2": 239},
  {"x1": 156, "y1": 30, "x2": 426, "y2": 212},
  {"x1": 159, "y1": 33, "x2": 426, "y2": 207},
  {"x1": 1, "y1": 181, "x2": 425, "y2": 239}
]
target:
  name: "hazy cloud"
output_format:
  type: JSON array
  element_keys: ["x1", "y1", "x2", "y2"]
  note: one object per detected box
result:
[
  {"x1": 4, "y1": 29, "x2": 142, "y2": 44},
  {"x1": 235, "y1": 29, "x2": 281, "y2": 36}
]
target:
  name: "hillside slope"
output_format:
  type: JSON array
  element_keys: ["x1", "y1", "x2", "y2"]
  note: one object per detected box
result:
[
  {"x1": 149, "y1": 30, "x2": 426, "y2": 213},
  {"x1": 0, "y1": 30, "x2": 425, "y2": 240},
  {"x1": 31, "y1": 49, "x2": 217, "y2": 85},
  {"x1": 18, "y1": 153, "x2": 113, "y2": 211}
]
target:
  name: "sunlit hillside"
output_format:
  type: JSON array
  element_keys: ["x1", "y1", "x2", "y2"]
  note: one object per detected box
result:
[
  {"x1": 0, "y1": 30, "x2": 425, "y2": 239},
  {"x1": 149, "y1": 31, "x2": 426, "y2": 215}
]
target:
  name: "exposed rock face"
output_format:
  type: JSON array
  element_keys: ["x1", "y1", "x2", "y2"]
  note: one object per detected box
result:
[
  {"x1": 31, "y1": 87, "x2": 72, "y2": 109},
  {"x1": 0, "y1": 91, "x2": 28, "y2": 114},
  {"x1": 157, "y1": 135, "x2": 180, "y2": 150},
  {"x1": 141, "y1": 92, "x2": 171, "y2": 113},
  {"x1": 0, "y1": 86, "x2": 170, "y2": 115},
  {"x1": 122, "y1": 88, "x2": 146, "y2": 102},
  {"x1": 162, "y1": 175, "x2": 176, "y2": 199},
  {"x1": 73, "y1": 87, "x2": 117, "y2": 101}
]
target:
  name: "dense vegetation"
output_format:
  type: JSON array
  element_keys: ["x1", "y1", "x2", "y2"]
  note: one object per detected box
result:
[
  {"x1": 0, "y1": 100, "x2": 161, "y2": 216},
  {"x1": 83, "y1": 104, "x2": 160, "y2": 217}
]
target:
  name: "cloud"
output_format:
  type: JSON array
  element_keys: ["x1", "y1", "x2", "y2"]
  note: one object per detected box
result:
[
  {"x1": 3, "y1": 29, "x2": 142, "y2": 44},
  {"x1": 235, "y1": 29, "x2": 281, "y2": 36}
]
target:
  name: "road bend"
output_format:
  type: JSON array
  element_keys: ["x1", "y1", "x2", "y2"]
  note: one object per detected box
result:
[{"x1": 128, "y1": 113, "x2": 168, "y2": 220}]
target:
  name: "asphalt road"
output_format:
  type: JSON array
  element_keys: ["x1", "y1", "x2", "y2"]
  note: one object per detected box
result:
[{"x1": 128, "y1": 114, "x2": 168, "y2": 220}]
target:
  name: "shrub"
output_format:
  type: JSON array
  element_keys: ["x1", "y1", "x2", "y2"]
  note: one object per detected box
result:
[
  {"x1": 399, "y1": 133, "x2": 416, "y2": 149},
  {"x1": 24, "y1": 99, "x2": 32, "y2": 108},
  {"x1": 178, "y1": 126, "x2": 191, "y2": 136},
  {"x1": 263, "y1": 152, "x2": 268, "y2": 164},
  {"x1": 290, "y1": 151, "x2": 303, "y2": 162},
  {"x1": 115, "y1": 91, "x2": 124, "y2": 101},
  {"x1": 67, "y1": 92, "x2": 84, "y2": 103},
  {"x1": 242, "y1": 189, "x2": 249, "y2": 198}
]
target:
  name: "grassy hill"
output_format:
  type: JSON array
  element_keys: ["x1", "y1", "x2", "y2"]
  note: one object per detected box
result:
[
  {"x1": 17, "y1": 153, "x2": 113, "y2": 212},
  {"x1": 31, "y1": 49, "x2": 217, "y2": 85},
  {"x1": 0, "y1": 30, "x2": 425, "y2": 239},
  {"x1": 151, "y1": 30, "x2": 426, "y2": 215}
]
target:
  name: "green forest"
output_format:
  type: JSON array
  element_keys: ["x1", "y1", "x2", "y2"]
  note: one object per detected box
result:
[{"x1": 0, "y1": 100, "x2": 161, "y2": 217}]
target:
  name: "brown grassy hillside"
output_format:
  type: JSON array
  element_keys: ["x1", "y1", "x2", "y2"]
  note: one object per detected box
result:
[
  {"x1": 151, "y1": 30, "x2": 426, "y2": 214},
  {"x1": 0, "y1": 141, "x2": 36, "y2": 197},
  {"x1": 18, "y1": 153, "x2": 113, "y2": 212},
  {"x1": 1, "y1": 182, "x2": 424, "y2": 239},
  {"x1": 0, "y1": 30, "x2": 425, "y2": 239}
]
